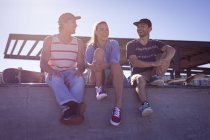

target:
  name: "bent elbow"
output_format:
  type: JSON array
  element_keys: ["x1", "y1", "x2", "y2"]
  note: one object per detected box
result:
[{"x1": 172, "y1": 47, "x2": 176, "y2": 56}]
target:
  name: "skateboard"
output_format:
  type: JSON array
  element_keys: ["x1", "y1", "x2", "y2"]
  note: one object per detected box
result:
[
  {"x1": 166, "y1": 74, "x2": 206, "y2": 86},
  {"x1": 2, "y1": 68, "x2": 45, "y2": 83}
]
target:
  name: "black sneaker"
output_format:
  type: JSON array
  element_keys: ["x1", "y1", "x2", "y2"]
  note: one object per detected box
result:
[
  {"x1": 60, "y1": 102, "x2": 84, "y2": 125},
  {"x1": 60, "y1": 108, "x2": 84, "y2": 125}
]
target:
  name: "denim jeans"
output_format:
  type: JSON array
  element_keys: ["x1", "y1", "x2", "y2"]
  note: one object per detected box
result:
[{"x1": 46, "y1": 70, "x2": 85, "y2": 106}]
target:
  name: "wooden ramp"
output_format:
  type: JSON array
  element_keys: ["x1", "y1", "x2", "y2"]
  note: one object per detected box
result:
[{"x1": 0, "y1": 85, "x2": 210, "y2": 140}]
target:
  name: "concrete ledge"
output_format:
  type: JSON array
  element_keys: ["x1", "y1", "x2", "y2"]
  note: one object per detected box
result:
[
  {"x1": 1, "y1": 83, "x2": 210, "y2": 89},
  {"x1": 0, "y1": 86, "x2": 210, "y2": 140}
]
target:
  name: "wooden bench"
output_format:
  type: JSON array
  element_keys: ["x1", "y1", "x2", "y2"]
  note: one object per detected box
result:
[{"x1": 4, "y1": 33, "x2": 210, "y2": 78}]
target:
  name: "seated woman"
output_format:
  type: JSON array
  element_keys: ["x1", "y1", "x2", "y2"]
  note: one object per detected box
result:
[{"x1": 85, "y1": 21, "x2": 124, "y2": 126}]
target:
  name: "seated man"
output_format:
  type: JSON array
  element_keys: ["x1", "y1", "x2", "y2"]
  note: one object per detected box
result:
[
  {"x1": 126, "y1": 18, "x2": 176, "y2": 117},
  {"x1": 40, "y1": 13, "x2": 86, "y2": 125}
]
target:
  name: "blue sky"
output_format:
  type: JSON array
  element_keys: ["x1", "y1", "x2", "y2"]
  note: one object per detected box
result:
[{"x1": 0, "y1": 0, "x2": 210, "y2": 72}]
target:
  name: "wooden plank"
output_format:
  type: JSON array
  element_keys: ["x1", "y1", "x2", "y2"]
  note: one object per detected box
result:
[
  {"x1": 10, "y1": 40, "x2": 18, "y2": 55},
  {"x1": 17, "y1": 40, "x2": 27, "y2": 55},
  {"x1": 4, "y1": 34, "x2": 12, "y2": 55},
  {"x1": 27, "y1": 41, "x2": 39, "y2": 56},
  {"x1": 180, "y1": 51, "x2": 210, "y2": 68},
  {"x1": 9, "y1": 33, "x2": 47, "y2": 41}
]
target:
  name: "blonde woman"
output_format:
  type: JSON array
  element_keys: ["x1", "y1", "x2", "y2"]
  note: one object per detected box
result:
[{"x1": 85, "y1": 21, "x2": 124, "y2": 126}]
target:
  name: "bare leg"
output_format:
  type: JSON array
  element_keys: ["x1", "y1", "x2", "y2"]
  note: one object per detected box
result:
[
  {"x1": 133, "y1": 74, "x2": 153, "y2": 117},
  {"x1": 89, "y1": 48, "x2": 105, "y2": 86},
  {"x1": 110, "y1": 64, "x2": 124, "y2": 108},
  {"x1": 135, "y1": 75, "x2": 147, "y2": 103}
]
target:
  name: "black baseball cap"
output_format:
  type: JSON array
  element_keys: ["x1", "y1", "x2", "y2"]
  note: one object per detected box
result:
[{"x1": 133, "y1": 18, "x2": 152, "y2": 27}]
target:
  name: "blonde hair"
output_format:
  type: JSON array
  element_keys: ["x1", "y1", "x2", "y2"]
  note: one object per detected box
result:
[{"x1": 87, "y1": 21, "x2": 108, "y2": 46}]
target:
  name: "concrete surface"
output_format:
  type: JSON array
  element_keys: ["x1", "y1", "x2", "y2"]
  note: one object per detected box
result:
[{"x1": 0, "y1": 84, "x2": 210, "y2": 140}]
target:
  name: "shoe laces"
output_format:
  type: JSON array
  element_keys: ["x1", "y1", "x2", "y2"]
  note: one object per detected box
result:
[
  {"x1": 95, "y1": 86, "x2": 101, "y2": 93},
  {"x1": 62, "y1": 105, "x2": 70, "y2": 112},
  {"x1": 142, "y1": 102, "x2": 150, "y2": 109},
  {"x1": 113, "y1": 107, "x2": 121, "y2": 117},
  {"x1": 151, "y1": 75, "x2": 162, "y2": 80},
  {"x1": 95, "y1": 86, "x2": 105, "y2": 94}
]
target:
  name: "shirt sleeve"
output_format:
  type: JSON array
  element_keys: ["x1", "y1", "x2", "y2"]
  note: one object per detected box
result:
[
  {"x1": 156, "y1": 40, "x2": 167, "y2": 50},
  {"x1": 110, "y1": 40, "x2": 120, "y2": 64},
  {"x1": 85, "y1": 45, "x2": 94, "y2": 64}
]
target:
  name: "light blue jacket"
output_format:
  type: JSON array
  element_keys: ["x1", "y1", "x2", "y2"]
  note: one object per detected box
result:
[{"x1": 85, "y1": 39, "x2": 120, "y2": 65}]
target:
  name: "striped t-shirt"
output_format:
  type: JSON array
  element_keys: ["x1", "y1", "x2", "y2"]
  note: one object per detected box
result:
[{"x1": 48, "y1": 35, "x2": 78, "y2": 71}]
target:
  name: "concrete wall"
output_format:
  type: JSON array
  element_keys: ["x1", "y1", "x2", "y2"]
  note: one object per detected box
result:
[{"x1": 0, "y1": 85, "x2": 210, "y2": 140}]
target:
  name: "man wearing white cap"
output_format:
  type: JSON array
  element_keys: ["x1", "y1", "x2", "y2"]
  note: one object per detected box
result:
[{"x1": 40, "y1": 13, "x2": 86, "y2": 125}]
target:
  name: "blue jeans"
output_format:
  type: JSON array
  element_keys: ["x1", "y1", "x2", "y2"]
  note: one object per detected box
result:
[{"x1": 46, "y1": 70, "x2": 85, "y2": 106}]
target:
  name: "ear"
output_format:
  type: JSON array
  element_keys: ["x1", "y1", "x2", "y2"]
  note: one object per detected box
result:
[{"x1": 149, "y1": 27, "x2": 152, "y2": 32}]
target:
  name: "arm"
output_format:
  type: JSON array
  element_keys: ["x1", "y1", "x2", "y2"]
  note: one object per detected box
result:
[
  {"x1": 85, "y1": 45, "x2": 93, "y2": 69},
  {"x1": 40, "y1": 36, "x2": 60, "y2": 78},
  {"x1": 126, "y1": 41, "x2": 156, "y2": 68},
  {"x1": 154, "y1": 45, "x2": 176, "y2": 76},
  {"x1": 40, "y1": 36, "x2": 53, "y2": 73},
  {"x1": 129, "y1": 55, "x2": 158, "y2": 68},
  {"x1": 160, "y1": 45, "x2": 176, "y2": 60},
  {"x1": 110, "y1": 40, "x2": 120, "y2": 66}
]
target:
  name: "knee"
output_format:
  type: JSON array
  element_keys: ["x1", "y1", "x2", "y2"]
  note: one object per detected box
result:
[
  {"x1": 93, "y1": 48, "x2": 105, "y2": 63},
  {"x1": 136, "y1": 76, "x2": 146, "y2": 87}
]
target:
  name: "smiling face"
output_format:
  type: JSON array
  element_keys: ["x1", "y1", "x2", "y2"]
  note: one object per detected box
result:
[
  {"x1": 95, "y1": 22, "x2": 109, "y2": 42},
  {"x1": 136, "y1": 23, "x2": 152, "y2": 38}
]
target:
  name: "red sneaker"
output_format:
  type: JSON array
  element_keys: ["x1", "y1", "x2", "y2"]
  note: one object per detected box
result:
[{"x1": 110, "y1": 107, "x2": 121, "y2": 126}]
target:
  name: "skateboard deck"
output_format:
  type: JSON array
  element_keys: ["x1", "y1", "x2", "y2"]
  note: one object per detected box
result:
[
  {"x1": 2, "y1": 68, "x2": 45, "y2": 83},
  {"x1": 166, "y1": 74, "x2": 206, "y2": 86}
]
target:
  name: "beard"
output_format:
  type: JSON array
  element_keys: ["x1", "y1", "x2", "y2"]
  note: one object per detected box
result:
[
  {"x1": 138, "y1": 31, "x2": 148, "y2": 38},
  {"x1": 139, "y1": 33, "x2": 146, "y2": 38}
]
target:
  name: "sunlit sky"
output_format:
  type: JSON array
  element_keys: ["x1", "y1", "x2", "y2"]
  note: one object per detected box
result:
[{"x1": 0, "y1": 0, "x2": 210, "y2": 72}]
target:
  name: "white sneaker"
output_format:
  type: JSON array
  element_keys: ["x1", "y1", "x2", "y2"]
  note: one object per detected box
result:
[
  {"x1": 95, "y1": 86, "x2": 108, "y2": 100},
  {"x1": 150, "y1": 75, "x2": 165, "y2": 86}
]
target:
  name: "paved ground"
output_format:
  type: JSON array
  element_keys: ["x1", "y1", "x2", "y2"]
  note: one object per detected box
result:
[{"x1": 0, "y1": 84, "x2": 210, "y2": 140}]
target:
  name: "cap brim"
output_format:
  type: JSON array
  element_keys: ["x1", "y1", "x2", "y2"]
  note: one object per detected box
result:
[
  {"x1": 75, "y1": 16, "x2": 81, "y2": 20},
  {"x1": 133, "y1": 21, "x2": 140, "y2": 26}
]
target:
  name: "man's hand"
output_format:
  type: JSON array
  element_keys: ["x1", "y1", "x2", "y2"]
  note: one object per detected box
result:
[
  {"x1": 74, "y1": 68, "x2": 83, "y2": 76},
  {"x1": 48, "y1": 69, "x2": 61, "y2": 80},
  {"x1": 155, "y1": 59, "x2": 171, "y2": 76}
]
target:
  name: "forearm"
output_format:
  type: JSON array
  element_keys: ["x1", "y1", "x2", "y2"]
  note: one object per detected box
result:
[
  {"x1": 86, "y1": 62, "x2": 108, "y2": 72},
  {"x1": 132, "y1": 59, "x2": 154, "y2": 68},
  {"x1": 40, "y1": 60, "x2": 54, "y2": 74},
  {"x1": 162, "y1": 45, "x2": 176, "y2": 60}
]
